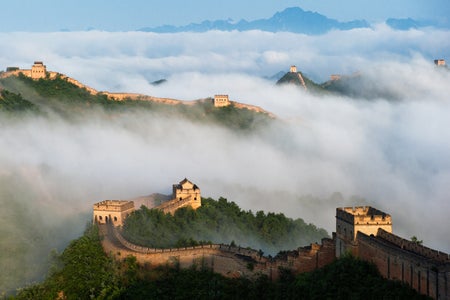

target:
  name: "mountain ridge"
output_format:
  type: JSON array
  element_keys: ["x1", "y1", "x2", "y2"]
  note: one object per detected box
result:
[
  {"x1": 139, "y1": 7, "x2": 369, "y2": 35},
  {"x1": 0, "y1": 67, "x2": 274, "y2": 117},
  {"x1": 138, "y1": 6, "x2": 447, "y2": 34}
]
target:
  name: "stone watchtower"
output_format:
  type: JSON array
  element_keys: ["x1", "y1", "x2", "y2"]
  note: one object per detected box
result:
[
  {"x1": 213, "y1": 94, "x2": 230, "y2": 107},
  {"x1": 335, "y1": 206, "x2": 392, "y2": 257},
  {"x1": 31, "y1": 61, "x2": 47, "y2": 79},
  {"x1": 290, "y1": 65, "x2": 297, "y2": 73},
  {"x1": 93, "y1": 200, "x2": 135, "y2": 226},
  {"x1": 172, "y1": 178, "x2": 201, "y2": 209}
]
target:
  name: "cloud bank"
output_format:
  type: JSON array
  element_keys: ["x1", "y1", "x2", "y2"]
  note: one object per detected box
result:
[{"x1": 0, "y1": 27, "x2": 450, "y2": 292}]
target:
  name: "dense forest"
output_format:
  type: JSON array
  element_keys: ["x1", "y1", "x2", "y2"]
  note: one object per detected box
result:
[
  {"x1": 12, "y1": 224, "x2": 430, "y2": 300},
  {"x1": 122, "y1": 197, "x2": 329, "y2": 255},
  {"x1": 0, "y1": 90, "x2": 38, "y2": 113},
  {"x1": 0, "y1": 74, "x2": 271, "y2": 131}
]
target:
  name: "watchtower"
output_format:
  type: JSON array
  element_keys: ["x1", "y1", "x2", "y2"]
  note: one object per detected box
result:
[
  {"x1": 213, "y1": 94, "x2": 230, "y2": 107},
  {"x1": 172, "y1": 178, "x2": 201, "y2": 209},
  {"x1": 335, "y1": 206, "x2": 392, "y2": 257},
  {"x1": 93, "y1": 200, "x2": 135, "y2": 226},
  {"x1": 31, "y1": 61, "x2": 47, "y2": 79},
  {"x1": 434, "y1": 59, "x2": 446, "y2": 66},
  {"x1": 290, "y1": 65, "x2": 297, "y2": 73},
  {"x1": 330, "y1": 74, "x2": 341, "y2": 81}
]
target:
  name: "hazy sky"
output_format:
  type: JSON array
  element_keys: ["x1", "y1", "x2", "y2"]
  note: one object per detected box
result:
[{"x1": 0, "y1": 0, "x2": 448, "y2": 31}]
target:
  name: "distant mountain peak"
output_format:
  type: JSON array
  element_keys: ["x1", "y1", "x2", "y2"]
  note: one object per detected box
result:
[
  {"x1": 138, "y1": 6, "x2": 448, "y2": 34},
  {"x1": 139, "y1": 6, "x2": 369, "y2": 35}
]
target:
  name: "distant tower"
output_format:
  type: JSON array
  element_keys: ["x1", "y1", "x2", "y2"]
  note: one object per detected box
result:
[
  {"x1": 31, "y1": 61, "x2": 47, "y2": 79},
  {"x1": 290, "y1": 65, "x2": 297, "y2": 73},
  {"x1": 213, "y1": 94, "x2": 230, "y2": 107},
  {"x1": 434, "y1": 59, "x2": 446, "y2": 66},
  {"x1": 330, "y1": 74, "x2": 341, "y2": 81},
  {"x1": 335, "y1": 206, "x2": 392, "y2": 257}
]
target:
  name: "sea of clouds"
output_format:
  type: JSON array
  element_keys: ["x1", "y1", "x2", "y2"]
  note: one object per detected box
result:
[{"x1": 0, "y1": 25, "x2": 450, "y2": 291}]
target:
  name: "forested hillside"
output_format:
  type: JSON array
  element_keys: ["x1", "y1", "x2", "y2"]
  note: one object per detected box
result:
[
  {"x1": 122, "y1": 197, "x2": 328, "y2": 255},
  {"x1": 0, "y1": 74, "x2": 271, "y2": 131},
  {"x1": 0, "y1": 90, "x2": 38, "y2": 113}
]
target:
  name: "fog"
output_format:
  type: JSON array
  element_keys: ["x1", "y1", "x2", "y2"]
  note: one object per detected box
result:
[{"x1": 1, "y1": 27, "x2": 450, "y2": 292}]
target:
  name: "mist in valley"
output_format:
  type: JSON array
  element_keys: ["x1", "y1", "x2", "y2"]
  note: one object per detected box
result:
[{"x1": 1, "y1": 26, "x2": 450, "y2": 293}]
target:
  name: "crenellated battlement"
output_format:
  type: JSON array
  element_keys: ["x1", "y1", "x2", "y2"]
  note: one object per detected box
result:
[
  {"x1": 336, "y1": 206, "x2": 448, "y2": 299},
  {"x1": 93, "y1": 200, "x2": 134, "y2": 212},
  {"x1": 336, "y1": 206, "x2": 393, "y2": 251},
  {"x1": 93, "y1": 200, "x2": 135, "y2": 226},
  {"x1": 337, "y1": 206, "x2": 392, "y2": 225}
]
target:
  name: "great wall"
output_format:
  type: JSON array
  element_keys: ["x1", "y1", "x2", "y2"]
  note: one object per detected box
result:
[
  {"x1": 2, "y1": 62, "x2": 449, "y2": 298},
  {"x1": 289, "y1": 65, "x2": 307, "y2": 90},
  {"x1": 0, "y1": 61, "x2": 274, "y2": 116},
  {"x1": 93, "y1": 179, "x2": 450, "y2": 299}
]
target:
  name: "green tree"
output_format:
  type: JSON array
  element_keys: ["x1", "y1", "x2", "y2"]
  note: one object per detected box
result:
[{"x1": 411, "y1": 236, "x2": 423, "y2": 245}]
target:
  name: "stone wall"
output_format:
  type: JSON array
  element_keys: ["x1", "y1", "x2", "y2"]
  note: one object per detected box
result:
[
  {"x1": 357, "y1": 230, "x2": 450, "y2": 299},
  {"x1": 269, "y1": 238, "x2": 336, "y2": 280},
  {"x1": 1, "y1": 65, "x2": 274, "y2": 117},
  {"x1": 101, "y1": 224, "x2": 336, "y2": 280},
  {"x1": 376, "y1": 229, "x2": 450, "y2": 262},
  {"x1": 154, "y1": 196, "x2": 197, "y2": 215},
  {"x1": 231, "y1": 101, "x2": 275, "y2": 117}
]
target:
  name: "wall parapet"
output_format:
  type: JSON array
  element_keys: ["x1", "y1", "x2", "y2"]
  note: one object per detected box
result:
[
  {"x1": 155, "y1": 195, "x2": 193, "y2": 214},
  {"x1": 376, "y1": 229, "x2": 450, "y2": 263},
  {"x1": 356, "y1": 230, "x2": 450, "y2": 299},
  {"x1": 94, "y1": 200, "x2": 134, "y2": 212},
  {"x1": 111, "y1": 223, "x2": 264, "y2": 260},
  {"x1": 336, "y1": 206, "x2": 391, "y2": 225},
  {"x1": 106, "y1": 223, "x2": 335, "y2": 278}
]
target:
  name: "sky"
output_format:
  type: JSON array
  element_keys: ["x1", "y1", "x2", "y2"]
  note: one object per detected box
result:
[{"x1": 0, "y1": 0, "x2": 448, "y2": 31}]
